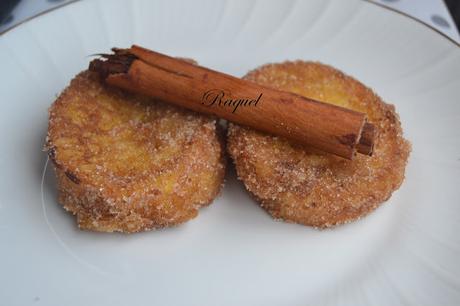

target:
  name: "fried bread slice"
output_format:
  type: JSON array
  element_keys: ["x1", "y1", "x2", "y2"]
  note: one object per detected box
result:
[
  {"x1": 46, "y1": 71, "x2": 225, "y2": 233},
  {"x1": 228, "y1": 62, "x2": 410, "y2": 228}
]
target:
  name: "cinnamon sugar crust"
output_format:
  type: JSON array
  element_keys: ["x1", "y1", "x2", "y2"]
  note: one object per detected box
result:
[
  {"x1": 46, "y1": 71, "x2": 225, "y2": 233},
  {"x1": 228, "y1": 61, "x2": 410, "y2": 228}
]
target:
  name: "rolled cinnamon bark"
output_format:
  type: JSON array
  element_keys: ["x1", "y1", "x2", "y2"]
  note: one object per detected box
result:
[{"x1": 89, "y1": 45, "x2": 374, "y2": 159}]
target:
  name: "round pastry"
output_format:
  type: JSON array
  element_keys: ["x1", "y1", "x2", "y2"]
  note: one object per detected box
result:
[
  {"x1": 46, "y1": 70, "x2": 225, "y2": 233},
  {"x1": 228, "y1": 61, "x2": 410, "y2": 228}
]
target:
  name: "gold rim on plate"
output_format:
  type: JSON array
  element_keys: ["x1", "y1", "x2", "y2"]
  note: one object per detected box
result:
[{"x1": 0, "y1": 0, "x2": 458, "y2": 48}]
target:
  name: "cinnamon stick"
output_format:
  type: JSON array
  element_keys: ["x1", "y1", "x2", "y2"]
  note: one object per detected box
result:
[{"x1": 89, "y1": 45, "x2": 375, "y2": 159}]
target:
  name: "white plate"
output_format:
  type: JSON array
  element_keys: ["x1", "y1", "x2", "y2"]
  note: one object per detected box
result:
[{"x1": 1, "y1": 0, "x2": 459, "y2": 305}]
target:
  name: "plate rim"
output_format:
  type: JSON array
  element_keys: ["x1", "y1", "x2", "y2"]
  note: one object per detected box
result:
[{"x1": 0, "y1": 0, "x2": 459, "y2": 48}]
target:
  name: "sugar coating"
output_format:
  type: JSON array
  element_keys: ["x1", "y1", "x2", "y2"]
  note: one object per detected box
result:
[
  {"x1": 227, "y1": 61, "x2": 411, "y2": 228},
  {"x1": 46, "y1": 71, "x2": 226, "y2": 233}
]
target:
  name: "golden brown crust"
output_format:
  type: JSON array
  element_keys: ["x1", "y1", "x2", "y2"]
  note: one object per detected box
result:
[
  {"x1": 228, "y1": 61, "x2": 411, "y2": 228},
  {"x1": 46, "y1": 71, "x2": 225, "y2": 233}
]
